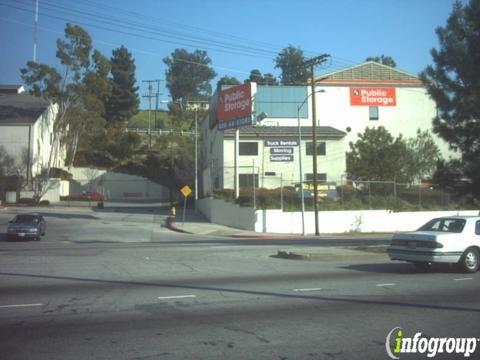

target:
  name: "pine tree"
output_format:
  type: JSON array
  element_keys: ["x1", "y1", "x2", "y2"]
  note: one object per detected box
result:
[{"x1": 106, "y1": 46, "x2": 139, "y2": 124}]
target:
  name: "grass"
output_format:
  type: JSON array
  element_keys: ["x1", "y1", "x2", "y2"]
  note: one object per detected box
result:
[{"x1": 127, "y1": 110, "x2": 172, "y2": 129}]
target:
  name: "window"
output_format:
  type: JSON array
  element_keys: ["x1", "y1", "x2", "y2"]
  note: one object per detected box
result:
[
  {"x1": 265, "y1": 172, "x2": 276, "y2": 176},
  {"x1": 305, "y1": 173, "x2": 327, "y2": 183},
  {"x1": 369, "y1": 106, "x2": 379, "y2": 120},
  {"x1": 418, "y1": 218, "x2": 466, "y2": 233},
  {"x1": 306, "y1": 142, "x2": 326, "y2": 156},
  {"x1": 239, "y1": 142, "x2": 258, "y2": 156},
  {"x1": 239, "y1": 174, "x2": 259, "y2": 187},
  {"x1": 476, "y1": 221, "x2": 480, "y2": 235}
]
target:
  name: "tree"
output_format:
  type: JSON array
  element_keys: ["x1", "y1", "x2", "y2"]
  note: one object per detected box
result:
[
  {"x1": 106, "y1": 46, "x2": 139, "y2": 124},
  {"x1": 365, "y1": 55, "x2": 397, "y2": 67},
  {"x1": 244, "y1": 69, "x2": 279, "y2": 85},
  {"x1": 163, "y1": 49, "x2": 216, "y2": 104},
  {"x1": 274, "y1": 45, "x2": 309, "y2": 85},
  {"x1": 21, "y1": 24, "x2": 97, "y2": 183},
  {"x1": 216, "y1": 76, "x2": 241, "y2": 90},
  {"x1": 405, "y1": 129, "x2": 442, "y2": 182},
  {"x1": 347, "y1": 127, "x2": 409, "y2": 182},
  {"x1": 420, "y1": 0, "x2": 480, "y2": 199}
]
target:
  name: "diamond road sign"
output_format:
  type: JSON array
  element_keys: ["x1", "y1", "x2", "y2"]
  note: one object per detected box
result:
[{"x1": 180, "y1": 185, "x2": 192, "y2": 197}]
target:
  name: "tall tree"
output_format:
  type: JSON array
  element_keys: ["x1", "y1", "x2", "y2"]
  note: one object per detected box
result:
[
  {"x1": 244, "y1": 69, "x2": 279, "y2": 85},
  {"x1": 274, "y1": 45, "x2": 309, "y2": 85},
  {"x1": 21, "y1": 24, "x2": 96, "y2": 176},
  {"x1": 420, "y1": 0, "x2": 480, "y2": 198},
  {"x1": 405, "y1": 129, "x2": 442, "y2": 182},
  {"x1": 106, "y1": 46, "x2": 139, "y2": 124},
  {"x1": 347, "y1": 127, "x2": 409, "y2": 182},
  {"x1": 365, "y1": 55, "x2": 397, "y2": 67},
  {"x1": 163, "y1": 49, "x2": 216, "y2": 104},
  {"x1": 216, "y1": 76, "x2": 241, "y2": 90}
]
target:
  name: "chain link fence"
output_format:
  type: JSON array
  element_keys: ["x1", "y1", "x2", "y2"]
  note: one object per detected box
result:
[{"x1": 212, "y1": 171, "x2": 474, "y2": 211}]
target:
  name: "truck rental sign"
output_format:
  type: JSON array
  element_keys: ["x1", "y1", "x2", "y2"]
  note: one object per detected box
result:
[{"x1": 350, "y1": 87, "x2": 396, "y2": 106}]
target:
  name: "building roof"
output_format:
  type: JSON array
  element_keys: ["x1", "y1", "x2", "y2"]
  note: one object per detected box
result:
[
  {"x1": 0, "y1": 85, "x2": 25, "y2": 94},
  {"x1": 317, "y1": 61, "x2": 422, "y2": 87},
  {"x1": 0, "y1": 93, "x2": 50, "y2": 125},
  {"x1": 224, "y1": 125, "x2": 346, "y2": 139}
]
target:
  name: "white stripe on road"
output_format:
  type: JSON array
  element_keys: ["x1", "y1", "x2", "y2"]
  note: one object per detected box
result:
[
  {"x1": 376, "y1": 283, "x2": 396, "y2": 287},
  {"x1": 454, "y1": 278, "x2": 473, "y2": 281},
  {"x1": 293, "y1": 288, "x2": 322, "y2": 292},
  {"x1": 0, "y1": 303, "x2": 43, "y2": 309},
  {"x1": 157, "y1": 295, "x2": 197, "y2": 300}
]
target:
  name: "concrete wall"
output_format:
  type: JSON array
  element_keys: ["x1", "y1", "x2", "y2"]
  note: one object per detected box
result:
[
  {"x1": 198, "y1": 197, "x2": 479, "y2": 234},
  {"x1": 197, "y1": 197, "x2": 256, "y2": 230}
]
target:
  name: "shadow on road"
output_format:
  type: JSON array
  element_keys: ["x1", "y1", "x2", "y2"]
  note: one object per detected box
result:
[{"x1": 342, "y1": 262, "x2": 463, "y2": 274}]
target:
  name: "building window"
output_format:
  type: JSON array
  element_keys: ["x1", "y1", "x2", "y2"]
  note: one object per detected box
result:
[
  {"x1": 239, "y1": 142, "x2": 258, "y2": 156},
  {"x1": 369, "y1": 106, "x2": 379, "y2": 120},
  {"x1": 265, "y1": 172, "x2": 276, "y2": 176},
  {"x1": 239, "y1": 174, "x2": 259, "y2": 187},
  {"x1": 305, "y1": 173, "x2": 327, "y2": 183},
  {"x1": 306, "y1": 142, "x2": 326, "y2": 156}
]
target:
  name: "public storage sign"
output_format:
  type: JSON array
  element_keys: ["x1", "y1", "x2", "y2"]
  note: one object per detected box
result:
[
  {"x1": 217, "y1": 83, "x2": 253, "y2": 123},
  {"x1": 350, "y1": 87, "x2": 396, "y2": 106}
]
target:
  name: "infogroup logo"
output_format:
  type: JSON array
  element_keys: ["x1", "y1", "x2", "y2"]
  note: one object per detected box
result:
[{"x1": 385, "y1": 327, "x2": 479, "y2": 359}]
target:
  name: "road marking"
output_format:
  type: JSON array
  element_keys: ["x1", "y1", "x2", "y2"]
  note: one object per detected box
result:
[
  {"x1": 376, "y1": 283, "x2": 396, "y2": 287},
  {"x1": 454, "y1": 277, "x2": 473, "y2": 281},
  {"x1": 293, "y1": 288, "x2": 322, "y2": 292},
  {"x1": 157, "y1": 295, "x2": 196, "y2": 300},
  {"x1": 0, "y1": 303, "x2": 43, "y2": 309}
]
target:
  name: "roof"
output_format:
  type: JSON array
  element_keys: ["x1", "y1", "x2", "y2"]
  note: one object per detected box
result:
[
  {"x1": 0, "y1": 93, "x2": 50, "y2": 125},
  {"x1": 223, "y1": 125, "x2": 346, "y2": 139},
  {"x1": 317, "y1": 61, "x2": 422, "y2": 87},
  {"x1": 0, "y1": 85, "x2": 25, "y2": 94}
]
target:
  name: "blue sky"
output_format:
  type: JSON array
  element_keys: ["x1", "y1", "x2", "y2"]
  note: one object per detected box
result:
[{"x1": 0, "y1": 0, "x2": 459, "y2": 109}]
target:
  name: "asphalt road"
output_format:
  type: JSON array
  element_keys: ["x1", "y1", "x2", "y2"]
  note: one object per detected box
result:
[{"x1": 0, "y1": 206, "x2": 479, "y2": 359}]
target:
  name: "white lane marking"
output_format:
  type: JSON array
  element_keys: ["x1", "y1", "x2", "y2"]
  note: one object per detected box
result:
[
  {"x1": 454, "y1": 277, "x2": 473, "y2": 281},
  {"x1": 293, "y1": 288, "x2": 322, "y2": 292},
  {"x1": 0, "y1": 303, "x2": 43, "y2": 309},
  {"x1": 376, "y1": 283, "x2": 396, "y2": 287},
  {"x1": 157, "y1": 295, "x2": 196, "y2": 300}
]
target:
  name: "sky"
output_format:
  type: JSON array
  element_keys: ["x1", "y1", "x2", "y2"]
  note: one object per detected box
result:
[{"x1": 0, "y1": 0, "x2": 460, "y2": 109}]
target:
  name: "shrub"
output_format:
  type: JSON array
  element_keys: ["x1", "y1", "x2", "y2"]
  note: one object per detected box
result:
[
  {"x1": 39, "y1": 200, "x2": 50, "y2": 206},
  {"x1": 18, "y1": 198, "x2": 36, "y2": 206}
]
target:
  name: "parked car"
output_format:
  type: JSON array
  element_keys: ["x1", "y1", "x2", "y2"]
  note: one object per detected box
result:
[
  {"x1": 6, "y1": 213, "x2": 47, "y2": 241},
  {"x1": 388, "y1": 216, "x2": 480, "y2": 273}
]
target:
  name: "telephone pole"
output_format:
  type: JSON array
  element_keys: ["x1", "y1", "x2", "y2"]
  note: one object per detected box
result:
[
  {"x1": 142, "y1": 79, "x2": 162, "y2": 148},
  {"x1": 302, "y1": 54, "x2": 330, "y2": 236}
]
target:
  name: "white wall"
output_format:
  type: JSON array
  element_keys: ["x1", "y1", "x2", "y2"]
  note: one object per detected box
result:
[{"x1": 198, "y1": 197, "x2": 478, "y2": 234}]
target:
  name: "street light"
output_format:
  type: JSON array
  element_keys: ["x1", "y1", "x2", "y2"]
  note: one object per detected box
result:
[{"x1": 297, "y1": 89, "x2": 325, "y2": 236}]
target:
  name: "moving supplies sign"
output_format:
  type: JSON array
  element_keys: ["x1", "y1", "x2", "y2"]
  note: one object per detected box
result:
[
  {"x1": 350, "y1": 88, "x2": 396, "y2": 106},
  {"x1": 217, "y1": 83, "x2": 253, "y2": 130}
]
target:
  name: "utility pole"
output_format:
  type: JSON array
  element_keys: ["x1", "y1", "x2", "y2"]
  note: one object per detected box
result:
[
  {"x1": 302, "y1": 54, "x2": 330, "y2": 236},
  {"x1": 142, "y1": 79, "x2": 161, "y2": 148},
  {"x1": 33, "y1": 0, "x2": 39, "y2": 62}
]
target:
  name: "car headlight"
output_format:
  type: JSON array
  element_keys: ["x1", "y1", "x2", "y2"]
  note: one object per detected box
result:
[{"x1": 27, "y1": 228, "x2": 38, "y2": 233}]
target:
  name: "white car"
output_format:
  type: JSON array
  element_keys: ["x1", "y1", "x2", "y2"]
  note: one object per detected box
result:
[{"x1": 387, "y1": 216, "x2": 480, "y2": 273}]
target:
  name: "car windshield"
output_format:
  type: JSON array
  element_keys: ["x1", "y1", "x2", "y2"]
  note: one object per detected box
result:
[
  {"x1": 14, "y1": 215, "x2": 38, "y2": 224},
  {"x1": 417, "y1": 218, "x2": 466, "y2": 233}
]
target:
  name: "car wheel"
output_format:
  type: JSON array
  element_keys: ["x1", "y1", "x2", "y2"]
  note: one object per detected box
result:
[
  {"x1": 459, "y1": 248, "x2": 479, "y2": 273},
  {"x1": 412, "y1": 262, "x2": 432, "y2": 271}
]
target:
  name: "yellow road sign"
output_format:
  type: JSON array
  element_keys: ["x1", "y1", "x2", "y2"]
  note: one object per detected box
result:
[{"x1": 180, "y1": 185, "x2": 192, "y2": 197}]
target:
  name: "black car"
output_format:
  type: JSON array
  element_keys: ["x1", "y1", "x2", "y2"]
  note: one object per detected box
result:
[{"x1": 7, "y1": 213, "x2": 47, "y2": 241}]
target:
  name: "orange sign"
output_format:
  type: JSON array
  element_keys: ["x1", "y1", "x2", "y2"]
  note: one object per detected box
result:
[
  {"x1": 350, "y1": 87, "x2": 396, "y2": 106},
  {"x1": 216, "y1": 83, "x2": 252, "y2": 122}
]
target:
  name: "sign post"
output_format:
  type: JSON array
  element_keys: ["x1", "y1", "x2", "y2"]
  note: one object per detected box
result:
[{"x1": 180, "y1": 185, "x2": 192, "y2": 227}]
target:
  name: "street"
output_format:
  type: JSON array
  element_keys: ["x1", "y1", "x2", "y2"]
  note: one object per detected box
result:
[{"x1": 0, "y1": 206, "x2": 479, "y2": 359}]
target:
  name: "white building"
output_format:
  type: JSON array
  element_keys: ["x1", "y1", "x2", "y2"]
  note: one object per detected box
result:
[
  {"x1": 0, "y1": 85, "x2": 63, "y2": 184},
  {"x1": 200, "y1": 62, "x2": 455, "y2": 197}
]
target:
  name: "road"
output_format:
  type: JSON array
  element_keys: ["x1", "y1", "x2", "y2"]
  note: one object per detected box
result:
[{"x1": 0, "y1": 206, "x2": 479, "y2": 359}]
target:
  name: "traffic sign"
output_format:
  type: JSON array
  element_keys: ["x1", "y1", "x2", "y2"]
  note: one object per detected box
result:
[{"x1": 181, "y1": 185, "x2": 192, "y2": 197}]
